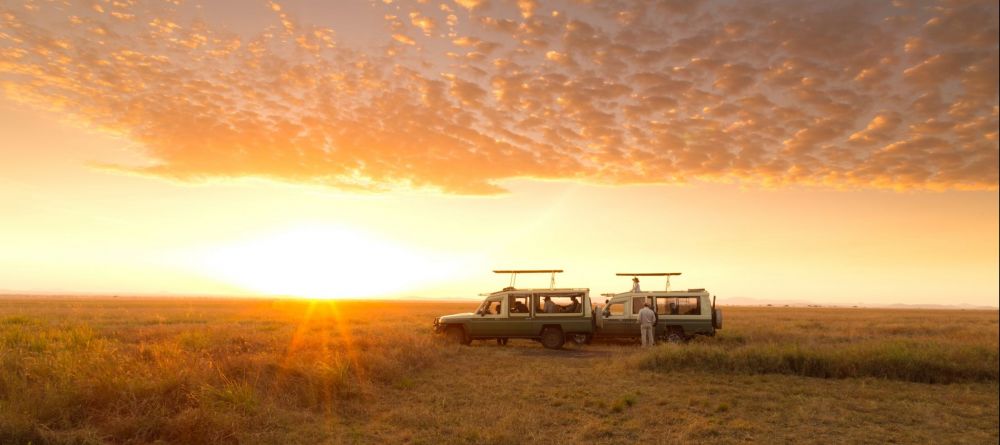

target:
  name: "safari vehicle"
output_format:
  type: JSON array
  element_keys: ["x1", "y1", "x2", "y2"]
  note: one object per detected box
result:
[
  {"x1": 595, "y1": 273, "x2": 722, "y2": 342},
  {"x1": 433, "y1": 270, "x2": 594, "y2": 349}
]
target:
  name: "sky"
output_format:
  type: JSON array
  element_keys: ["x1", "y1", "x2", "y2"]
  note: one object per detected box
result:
[{"x1": 0, "y1": 0, "x2": 997, "y2": 306}]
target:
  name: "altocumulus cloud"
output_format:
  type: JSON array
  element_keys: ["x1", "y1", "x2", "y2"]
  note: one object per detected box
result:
[{"x1": 0, "y1": 0, "x2": 996, "y2": 193}]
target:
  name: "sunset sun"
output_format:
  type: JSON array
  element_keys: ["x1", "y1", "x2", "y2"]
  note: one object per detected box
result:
[{"x1": 191, "y1": 225, "x2": 452, "y2": 299}]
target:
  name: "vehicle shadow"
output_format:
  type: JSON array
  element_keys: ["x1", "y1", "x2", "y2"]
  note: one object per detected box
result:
[{"x1": 511, "y1": 348, "x2": 615, "y2": 359}]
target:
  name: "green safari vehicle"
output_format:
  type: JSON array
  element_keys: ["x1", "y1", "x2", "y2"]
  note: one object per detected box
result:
[
  {"x1": 433, "y1": 270, "x2": 595, "y2": 349},
  {"x1": 595, "y1": 273, "x2": 722, "y2": 342}
]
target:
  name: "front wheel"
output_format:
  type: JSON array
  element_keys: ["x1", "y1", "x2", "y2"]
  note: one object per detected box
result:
[
  {"x1": 447, "y1": 326, "x2": 470, "y2": 345},
  {"x1": 540, "y1": 327, "x2": 565, "y2": 349}
]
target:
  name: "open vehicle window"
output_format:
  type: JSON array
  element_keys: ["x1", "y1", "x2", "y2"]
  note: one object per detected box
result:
[
  {"x1": 656, "y1": 298, "x2": 669, "y2": 315},
  {"x1": 478, "y1": 298, "x2": 503, "y2": 317},
  {"x1": 508, "y1": 294, "x2": 530, "y2": 316},
  {"x1": 535, "y1": 292, "x2": 585, "y2": 314},
  {"x1": 656, "y1": 297, "x2": 701, "y2": 315},
  {"x1": 606, "y1": 302, "x2": 625, "y2": 317},
  {"x1": 678, "y1": 297, "x2": 700, "y2": 315}
]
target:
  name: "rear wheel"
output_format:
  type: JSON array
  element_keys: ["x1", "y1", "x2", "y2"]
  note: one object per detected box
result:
[
  {"x1": 540, "y1": 327, "x2": 565, "y2": 349},
  {"x1": 447, "y1": 326, "x2": 470, "y2": 345},
  {"x1": 666, "y1": 328, "x2": 685, "y2": 344}
]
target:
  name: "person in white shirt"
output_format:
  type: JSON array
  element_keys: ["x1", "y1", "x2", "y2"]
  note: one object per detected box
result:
[
  {"x1": 630, "y1": 277, "x2": 641, "y2": 293},
  {"x1": 638, "y1": 302, "x2": 656, "y2": 347},
  {"x1": 543, "y1": 296, "x2": 556, "y2": 313}
]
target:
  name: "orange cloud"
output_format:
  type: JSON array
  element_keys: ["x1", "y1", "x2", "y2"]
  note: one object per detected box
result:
[{"x1": 0, "y1": 0, "x2": 996, "y2": 194}]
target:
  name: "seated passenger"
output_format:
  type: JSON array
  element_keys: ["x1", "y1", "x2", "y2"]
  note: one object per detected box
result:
[
  {"x1": 564, "y1": 296, "x2": 581, "y2": 313},
  {"x1": 494, "y1": 303, "x2": 502, "y2": 314},
  {"x1": 511, "y1": 299, "x2": 528, "y2": 313},
  {"x1": 543, "y1": 296, "x2": 556, "y2": 313}
]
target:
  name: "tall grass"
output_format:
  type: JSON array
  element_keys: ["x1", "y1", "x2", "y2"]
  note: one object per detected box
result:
[
  {"x1": 0, "y1": 299, "x2": 460, "y2": 445},
  {"x1": 0, "y1": 299, "x2": 996, "y2": 444},
  {"x1": 637, "y1": 340, "x2": 999, "y2": 384}
]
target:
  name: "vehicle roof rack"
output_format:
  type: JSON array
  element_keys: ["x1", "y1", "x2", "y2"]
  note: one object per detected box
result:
[
  {"x1": 494, "y1": 269, "x2": 563, "y2": 290},
  {"x1": 616, "y1": 272, "x2": 682, "y2": 291},
  {"x1": 616, "y1": 273, "x2": 682, "y2": 276}
]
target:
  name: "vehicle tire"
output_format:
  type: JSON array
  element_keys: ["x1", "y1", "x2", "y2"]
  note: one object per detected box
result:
[
  {"x1": 666, "y1": 328, "x2": 685, "y2": 344},
  {"x1": 570, "y1": 334, "x2": 590, "y2": 345},
  {"x1": 496, "y1": 338, "x2": 509, "y2": 346},
  {"x1": 447, "y1": 326, "x2": 470, "y2": 345},
  {"x1": 540, "y1": 327, "x2": 565, "y2": 349}
]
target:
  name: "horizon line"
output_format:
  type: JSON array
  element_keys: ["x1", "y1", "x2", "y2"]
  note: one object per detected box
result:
[{"x1": 0, "y1": 292, "x2": 996, "y2": 310}]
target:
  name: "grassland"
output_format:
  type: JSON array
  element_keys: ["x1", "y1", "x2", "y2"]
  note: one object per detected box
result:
[{"x1": 0, "y1": 298, "x2": 996, "y2": 444}]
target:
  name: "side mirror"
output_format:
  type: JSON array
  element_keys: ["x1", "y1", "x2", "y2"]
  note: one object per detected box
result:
[{"x1": 476, "y1": 309, "x2": 483, "y2": 316}]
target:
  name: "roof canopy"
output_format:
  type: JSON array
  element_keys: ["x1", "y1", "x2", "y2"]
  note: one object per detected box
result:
[
  {"x1": 494, "y1": 269, "x2": 563, "y2": 274},
  {"x1": 616, "y1": 272, "x2": 681, "y2": 276},
  {"x1": 494, "y1": 269, "x2": 563, "y2": 289}
]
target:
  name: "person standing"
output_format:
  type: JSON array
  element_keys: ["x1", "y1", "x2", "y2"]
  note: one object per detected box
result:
[
  {"x1": 631, "y1": 277, "x2": 641, "y2": 293},
  {"x1": 638, "y1": 302, "x2": 656, "y2": 347}
]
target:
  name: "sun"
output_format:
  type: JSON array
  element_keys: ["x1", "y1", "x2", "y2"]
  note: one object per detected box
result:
[{"x1": 192, "y1": 224, "x2": 450, "y2": 299}]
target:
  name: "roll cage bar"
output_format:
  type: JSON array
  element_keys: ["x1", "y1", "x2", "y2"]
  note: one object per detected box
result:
[
  {"x1": 616, "y1": 272, "x2": 682, "y2": 291},
  {"x1": 494, "y1": 269, "x2": 563, "y2": 289}
]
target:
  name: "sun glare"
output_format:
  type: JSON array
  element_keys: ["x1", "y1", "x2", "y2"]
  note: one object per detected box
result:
[{"x1": 192, "y1": 225, "x2": 452, "y2": 299}]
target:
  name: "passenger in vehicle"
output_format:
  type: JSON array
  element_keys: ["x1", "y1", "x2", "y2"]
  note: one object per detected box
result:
[
  {"x1": 543, "y1": 296, "x2": 556, "y2": 313},
  {"x1": 510, "y1": 298, "x2": 528, "y2": 313},
  {"x1": 564, "y1": 295, "x2": 581, "y2": 313},
  {"x1": 631, "y1": 277, "x2": 641, "y2": 293}
]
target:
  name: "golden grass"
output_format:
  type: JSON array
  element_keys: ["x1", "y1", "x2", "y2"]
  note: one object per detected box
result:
[
  {"x1": 0, "y1": 298, "x2": 996, "y2": 444},
  {"x1": 639, "y1": 307, "x2": 999, "y2": 383},
  {"x1": 639, "y1": 340, "x2": 997, "y2": 383}
]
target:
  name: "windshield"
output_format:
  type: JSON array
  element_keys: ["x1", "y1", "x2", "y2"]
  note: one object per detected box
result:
[{"x1": 477, "y1": 297, "x2": 501, "y2": 314}]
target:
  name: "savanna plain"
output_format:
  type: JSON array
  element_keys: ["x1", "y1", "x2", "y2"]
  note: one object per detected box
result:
[{"x1": 0, "y1": 298, "x2": 996, "y2": 445}]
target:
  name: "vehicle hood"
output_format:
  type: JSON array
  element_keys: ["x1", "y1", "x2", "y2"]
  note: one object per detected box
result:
[{"x1": 438, "y1": 313, "x2": 476, "y2": 322}]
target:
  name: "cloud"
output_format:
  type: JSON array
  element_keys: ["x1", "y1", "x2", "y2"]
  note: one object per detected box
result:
[{"x1": 0, "y1": 0, "x2": 997, "y2": 194}]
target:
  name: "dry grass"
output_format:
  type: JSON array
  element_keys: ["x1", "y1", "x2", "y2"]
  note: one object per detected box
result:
[
  {"x1": 0, "y1": 298, "x2": 996, "y2": 444},
  {"x1": 639, "y1": 307, "x2": 999, "y2": 384}
]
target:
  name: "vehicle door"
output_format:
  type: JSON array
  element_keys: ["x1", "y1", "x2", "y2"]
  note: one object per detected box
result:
[
  {"x1": 626, "y1": 296, "x2": 648, "y2": 337},
  {"x1": 467, "y1": 295, "x2": 505, "y2": 337},
  {"x1": 507, "y1": 293, "x2": 534, "y2": 336},
  {"x1": 599, "y1": 298, "x2": 632, "y2": 336}
]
